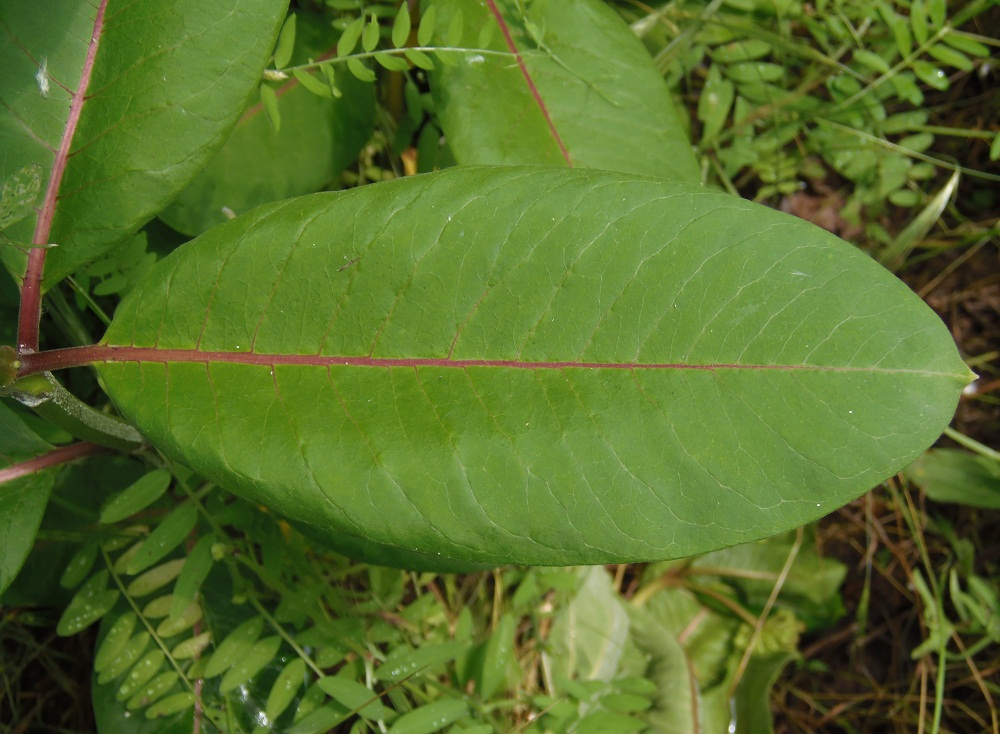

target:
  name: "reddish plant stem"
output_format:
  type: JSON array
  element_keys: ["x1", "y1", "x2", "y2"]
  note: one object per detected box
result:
[
  {"x1": 17, "y1": 0, "x2": 109, "y2": 353},
  {"x1": 483, "y1": 0, "x2": 572, "y2": 166},
  {"x1": 0, "y1": 441, "x2": 108, "y2": 485}
]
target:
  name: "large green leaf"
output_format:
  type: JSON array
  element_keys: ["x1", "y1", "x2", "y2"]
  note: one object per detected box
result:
[
  {"x1": 159, "y1": 11, "x2": 375, "y2": 237},
  {"x1": 95, "y1": 166, "x2": 970, "y2": 568},
  {"x1": 428, "y1": 0, "x2": 700, "y2": 183},
  {"x1": 0, "y1": 0, "x2": 288, "y2": 285}
]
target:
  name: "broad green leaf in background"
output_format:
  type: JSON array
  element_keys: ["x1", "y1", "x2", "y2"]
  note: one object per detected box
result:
[
  {"x1": 0, "y1": 400, "x2": 55, "y2": 595},
  {"x1": 906, "y1": 448, "x2": 1000, "y2": 509},
  {"x1": 159, "y1": 11, "x2": 375, "y2": 237},
  {"x1": 0, "y1": 0, "x2": 288, "y2": 285},
  {"x1": 93, "y1": 166, "x2": 970, "y2": 568},
  {"x1": 428, "y1": 0, "x2": 700, "y2": 183}
]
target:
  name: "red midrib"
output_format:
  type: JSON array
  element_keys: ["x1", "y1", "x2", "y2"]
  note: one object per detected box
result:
[{"x1": 16, "y1": 344, "x2": 945, "y2": 377}]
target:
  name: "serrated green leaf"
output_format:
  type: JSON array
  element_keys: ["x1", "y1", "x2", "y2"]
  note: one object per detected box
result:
[
  {"x1": 388, "y1": 700, "x2": 468, "y2": 734},
  {"x1": 362, "y1": 15, "x2": 381, "y2": 53},
  {"x1": 96, "y1": 167, "x2": 970, "y2": 569},
  {"x1": 169, "y1": 534, "x2": 214, "y2": 619},
  {"x1": 56, "y1": 570, "x2": 120, "y2": 636},
  {"x1": 95, "y1": 612, "x2": 138, "y2": 673},
  {"x1": 347, "y1": 57, "x2": 376, "y2": 82},
  {"x1": 273, "y1": 14, "x2": 297, "y2": 70},
  {"x1": 0, "y1": 0, "x2": 288, "y2": 286},
  {"x1": 418, "y1": 5, "x2": 437, "y2": 47},
  {"x1": 265, "y1": 657, "x2": 308, "y2": 722},
  {"x1": 125, "y1": 558, "x2": 185, "y2": 597},
  {"x1": 126, "y1": 502, "x2": 197, "y2": 575},
  {"x1": 317, "y1": 676, "x2": 391, "y2": 720},
  {"x1": 392, "y1": 4, "x2": 412, "y2": 48},
  {"x1": 204, "y1": 616, "x2": 265, "y2": 678},
  {"x1": 100, "y1": 469, "x2": 172, "y2": 524},
  {"x1": 98, "y1": 631, "x2": 151, "y2": 684},
  {"x1": 338, "y1": 16, "x2": 365, "y2": 57},
  {"x1": 260, "y1": 83, "x2": 282, "y2": 133},
  {"x1": 428, "y1": 0, "x2": 699, "y2": 182},
  {"x1": 219, "y1": 635, "x2": 282, "y2": 693}
]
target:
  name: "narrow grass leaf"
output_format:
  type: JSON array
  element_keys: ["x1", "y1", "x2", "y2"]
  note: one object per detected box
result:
[{"x1": 881, "y1": 169, "x2": 959, "y2": 268}]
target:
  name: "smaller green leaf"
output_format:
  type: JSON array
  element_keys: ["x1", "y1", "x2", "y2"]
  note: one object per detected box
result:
[
  {"x1": 362, "y1": 15, "x2": 380, "y2": 53},
  {"x1": 157, "y1": 600, "x2": 203, "y2": 637},
  {"x1": 170, "y1": 534, "x2": 214, "y2": 619},
  {"x1": 404, "y1": 49, "x2": 434, "y2": 70},
  {"x1": 100, "y1": 469, "x2": 172, "y2": 524},
  {"x1": 0, "y1": 164, "x2": 42, "y2": 230},
  {"x1": 926, "y1": 43, "x2": 973, "y2": 71},
  {"x1": 204, "y1": 616, "x2": 265, "y2": 678},
  {"x1": 57, "y1": 570, "x2": 120, "y2": 636},
  {"x1": 127, "y1": 502, "x2": 197, "y2": 575},
  {"x1": 698, "y1": 65, "x2": 735, "y2": 143},
  {"x1": 446, "y1": 9, "x2": 464, "y2": 46},
  {"x1": 391, "y1": 5, "x2": 411, "y2": 48},
  {"x1": 142, "y1": 595, "x2": 174, "y2": 618},
  {"x1": 145, "y1": 692, "x2": 195, "y2": 719},
  {"x1": 375, "y1": 52, "x2": 410, "y2": 71},
  {"x1": 990, "y1": 131, "x2": 1000, "y2": 162},
  {"x1": 388, "y1": 699, "x2": 468, "y2": 734},
  {"x1": 316, "y1": 676, "x2": 390, "y2": 720},
  {"x1": 910, "y1": 0, "x2": 929, "y2": 45},
  {"x1": 273, "y1": 14, "x2": 297, "y2": 70},
  {"x1": 853, "y1": 49, "x2": 891, "y2": 74},
  {"x1": 724, "y1": 62, "x2": 784, "y2": 83},
  {"x1": 417, "y1": 5, "x2": 436, "y2": 47},
  {"x1": 292, "y1": 69, "x2": 334, "y2": 98},
  {"x1": 171, "y1": 631, "x2": 212, "y2": 660},
  {"x1": 476, "y1": 22, "x2": 494, "y2": 49},
  {"x1": 219, "y1": 635, "x2": 282, "y2": 693},
  {"x1": 98, "y1": 632, "x2": 151, "y2": 684},
  {"x1": 347, "y1": 57, "x2": 376, "y2": 82},
  {"x1": 927, "y1": 0, "x2": 946, "y2": 27},
  {"x1": 60, "y1": 543, "x2": 99, "y2": 589},
  {"x1": 337, "y1": 16, "x2": 365, "y2": 57},
  {"x1": 125, "y1": 558, "x2": 186, "y2": 597},
  {"x1": 116, "y1": 650, "x2": 166, "y2": 701},
  {"x1": 374, "y1": 641, "x2": 465, "y2": 682},
  {"x1": 265, "y1": 658, "x2": 308, "y2": 722},
  {"x1": 912, "y1": 60, "x2": 949, "y2": 90},
  {"x1": 476, "y1": 614, "x2": 517, "y2": 699},
  {"x1": 710, "y1": 39, "x2": 772, "y2": 63},
  {"x1": 260, "y1": 83, "x2": 281, "y2": 133},
  {"x1": 941, "y1": 33, "x2": 991, "y2": 57},
  {"x1": 126, "y1": 671, "x2": 179, "y2": 711},
  {"x1": 95, "y1": 613, "x2": 138, "y2": 673}
]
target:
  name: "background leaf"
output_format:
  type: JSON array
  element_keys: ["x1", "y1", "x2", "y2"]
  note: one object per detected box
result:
[
  {"x1": 97, "y1": 166, "x2": 970, "y2": 568},
  {"x1": 428, "y1": 0, "x2": 700, "y2": 182},
  {"x1": 159, "y1": 11, "x2": 375, "y2": 236},
  {"x1": 0, "y1": 0, "x2": 288, "y2": 285}
]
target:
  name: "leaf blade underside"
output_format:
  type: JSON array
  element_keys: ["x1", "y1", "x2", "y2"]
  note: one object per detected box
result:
[{"x1": 97, "y1": 167, "x2": 970, "y2": 568}]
